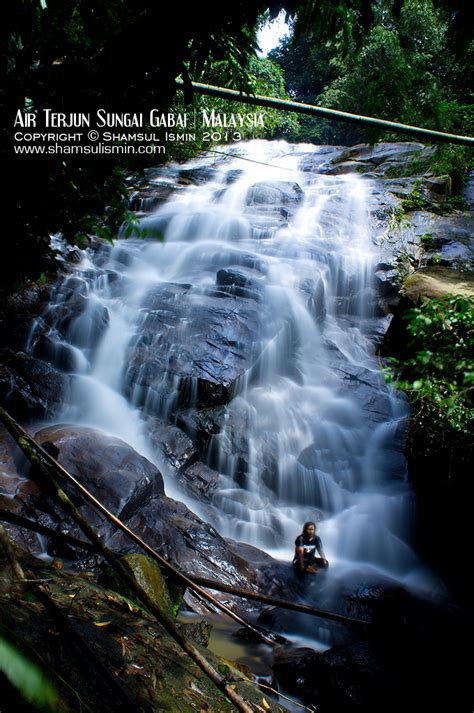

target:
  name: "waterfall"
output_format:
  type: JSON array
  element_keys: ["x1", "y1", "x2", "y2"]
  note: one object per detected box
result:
[{"x1": 28, "y1": 139, "x2": 431, "y2": 590}]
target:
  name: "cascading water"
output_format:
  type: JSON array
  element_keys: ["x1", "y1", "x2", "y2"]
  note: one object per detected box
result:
[{"x1": 27, "y1": 140, "x2": 431, "y2": 592}]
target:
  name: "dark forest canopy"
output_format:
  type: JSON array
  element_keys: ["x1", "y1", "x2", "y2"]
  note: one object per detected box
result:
[{"x1": 0, "y1": 0, "x2": 472, "y2": 287}]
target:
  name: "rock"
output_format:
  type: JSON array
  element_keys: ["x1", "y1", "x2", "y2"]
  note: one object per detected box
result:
[
  {"x1": 176, "y1": 619, "x2": 212, "y2": 646},
  {"x1": 128, "y1": 183, "x2": 180, "y2": 212},
  {"x1": 272, "y1": 646, "x2": 320, "y2": 703},
  {"x1": 178, "y1": 165, "x2": 217, "y2": 185},
  {"x1": 0, "y1": 350, "x2": 72, "y2": 420},
  {"x1": 178, "y1": 461, "x2": 220, "y2": 499},
  {"x1": 328, "y1": 142, "x2": 436, "y2": 178},
  {"x1": 224, "y1": 169, "x2": 243, "y2": 184},
  {"x1": 216, "y1": 267, "x2": 264, "y2": 300},
  {"x1": 26, "y1": 425, "x2": 164, "y2": 529},
  {"x1": 403, "y1": 211, "x2": 474, "y2": 269},
  {"x1": 421, "y1": 175, "x2": 451, "y2": 203},
  {"x1": 0, "y1": 550, "x2": 286, "y2": 712},
  {"x1": 0, "y1": 282, "x2": 51, "y2": 352},
  {"x1": 320, "y1": 160, "x2": 369, "y2": 175},
  {"x1": 147, "y1": 417, "x2": 199, "y2": 472},
  {"x1": 463, "y1": 170, "x2": 474, "y2": 210},
  {"x1": 402, "y1": 266, "x2": 474, "y2": 301},
  {"x1": 176, "y1": 405, "x2": 225, "y2": 447},
  {"x1": 99, "y1": 553, "x2": 179, "y2": 620},
  {"x1": 246, "y1": 181, "x2": 304, "y2": 207},
  {"x1": 107, "y1": 495, "x2": 261, "y2": 594},
  {"x1": 373, "y1": 267, "x2": 400, "y2": 298},
  {"x1": 123, "y1": 281, "x2": 285, "y2": 412},
  {"x1": 0, "y1": 493, "x2": 44, "y2": 555}
]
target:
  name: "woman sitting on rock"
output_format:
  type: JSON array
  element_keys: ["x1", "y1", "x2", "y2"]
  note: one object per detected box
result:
[{"x1": 293, "y1": 521, "x2": 329, "y2": 576}]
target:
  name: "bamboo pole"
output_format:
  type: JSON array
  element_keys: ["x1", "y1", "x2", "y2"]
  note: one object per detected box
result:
[
  {"x1": 176, "y1": 79, "x2": 474, "y2": 147},
  {"x1": 190, "y1": 575, "x2": 369, "y2": 628}
]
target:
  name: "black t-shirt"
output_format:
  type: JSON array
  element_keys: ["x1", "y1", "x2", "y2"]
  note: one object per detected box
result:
[{"x1": 294, "y1": 534, "x2": 322, "y2": 563}]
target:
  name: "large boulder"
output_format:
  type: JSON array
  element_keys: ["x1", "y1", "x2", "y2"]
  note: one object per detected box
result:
[
  {"x1": 123, "y1": 281, "x2": 285, "y2": 412},
  {"x1": 14, "y1": 425, "x2": 164, "y2": 543},
  {"x1": 38, "y1": 424, "x2": 164, "y2": 510},
  {"x1": 402, "y1": 265, "x2": 474, "y2": 301}
]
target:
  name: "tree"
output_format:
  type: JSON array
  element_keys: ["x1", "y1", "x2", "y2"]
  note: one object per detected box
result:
[{"x1": 1, "y1": 1, "x2": 287, "y2": 288}]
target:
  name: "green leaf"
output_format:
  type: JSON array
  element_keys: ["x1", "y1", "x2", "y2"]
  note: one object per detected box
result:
[{"x1": 0, "y1": 634, "x2": 60, "y2": 710}]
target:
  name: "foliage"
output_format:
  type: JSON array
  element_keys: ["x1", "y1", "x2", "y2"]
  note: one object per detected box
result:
[
  {"x1": 0, "y1": 633, "x2": 60, "y2": 711},
  {"x1": 388, "y1": 295, "x2": 474, "y2": 435},
  {"x1": 1, "y1": 1, "x2": 285, "y2": 289},
  {"x1": 271, "y1": 0, "x2": 474, "y2": 150},
  {"x1": 401, "y1": 187, "x2": 432, "y2": 212}
]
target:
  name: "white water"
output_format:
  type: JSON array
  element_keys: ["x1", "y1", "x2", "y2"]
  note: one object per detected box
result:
[{"x1": 28, "y1": 140, "x2": 434, "y2": 591}]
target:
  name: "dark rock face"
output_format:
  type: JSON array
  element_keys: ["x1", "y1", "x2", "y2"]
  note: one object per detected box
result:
[
  {"x1": 147, "y1": 417, "x2": 199, "y2": 472},
  {"x1": 27, "y1": 425, "x2": 164, "y2": 526},
  {"x1": 123, "y1": 281, "x2": 285, "y2": 413},
  {"x1": 0, "y1": 350, "x2": 71, "y2": 420},
  {"x1": 107, "y1": 495, "x2": 260, "y2": 591},
  {"x1": 177, "y1": 461, "x2": 220, "y2": 499},
  {"x1": 6, "y1": 424, "x2": 276, "y2": 596},
  {"x1": 271, "y1": 586, "x2": 473, "y2": 713}
]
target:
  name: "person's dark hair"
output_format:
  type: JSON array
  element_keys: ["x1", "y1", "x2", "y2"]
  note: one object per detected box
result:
[{"x1": 302, "y1": 521, "x2": 316, "y2": 536}]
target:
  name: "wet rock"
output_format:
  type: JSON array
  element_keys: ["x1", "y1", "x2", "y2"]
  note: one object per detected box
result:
[
  {"x1": 463, "y1": 170, "x2": 474, "y2": 210},
  {"x1": 0, "y1": 282, "x2": 51, "y2": 352},
  {"x1": 176, "y1": 619, "x2": 212, "y2": 646},
  {"x1": 176, "y1": 405, "x2": 225, "y2": 447},
  {"x1": 402, "y1": 211, "x2": 474, "y2": 269},
  {"x1": 421, "y1": 175, "x2": 451, "y2": 203},
  {"x1": 99, "y1": 553, "x2": 178, "y2": 619},
  {"x1": 246, "y1": 181, "x2": 304, "y2": 207},
  {"x1": 272, "y1": 646, "x2": 321, "y2": 703},
  {"x1": 28, "y1": 425, "x2": 164, "y2": 528},
  {"x1": 216, "y1": 267, "x2": 264, "y2": 300},
  {"x1": 178, "y1": 165, "x2": 217, "y2": 185},
  {"x1": 310, "y1": 278, "x2": 327, "y2": 322},
  {"x1": 320, "y1": 160, "x2": 369, "y2": 175},
  {"x1": 147, "y1": 417, "x2": 199, "y2": 472},
  {"x1": 298, "y1": 146, "x2": 345, "y2": 173},
  {"x1": 124, "y1": 281, "x2": 284, "y2": 412},
  {"x1": 373, "y1": 267, "x2": 400, "y2": 299},
  {"x1": 0, "y1": 550, "x2": 285, "y2": 712},
  {"x1": 128, "y1": 183, "x2": 180, "y2": 212},
  {"x1": 328, "y1": 142, "x2": 436, "y2": 178},
  {"x1": 0, "y1": 493, "x2": 44, "y2": 555},
  {"x1": 0, "y1": 350, "x2": 71, "y2": 420},
  {"x1": 178, "y1": 461, "x2": 220, "y2": 498},
  {"x1": 225, "y1": 169, "x2": 243, "y2": 184},
  {"x1": 107, "y1": 494, "x2": 261, "y2": 592}
]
